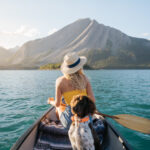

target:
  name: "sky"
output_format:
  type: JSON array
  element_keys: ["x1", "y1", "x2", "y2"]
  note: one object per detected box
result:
[{"x1": 0, "y1": 0, "x2": 150, "y2": 49}]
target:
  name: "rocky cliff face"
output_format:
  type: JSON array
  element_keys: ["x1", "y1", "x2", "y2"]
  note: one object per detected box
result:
[{"x1": 1, "y1": 18, "x2": 150, "y2": 69}]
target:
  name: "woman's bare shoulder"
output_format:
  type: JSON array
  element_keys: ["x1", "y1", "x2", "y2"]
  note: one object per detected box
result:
[{"x1": 56, "y1": 76, "x2": 66, "y2": 84}]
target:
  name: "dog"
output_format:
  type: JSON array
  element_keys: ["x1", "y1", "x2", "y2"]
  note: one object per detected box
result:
[{"x1": 68, "y1": 95, "x2": 101, "y2": 150}]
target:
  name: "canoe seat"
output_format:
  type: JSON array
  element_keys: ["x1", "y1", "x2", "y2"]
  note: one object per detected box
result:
[
  {"x1": 34, "y1": 118, "x2": 106, "y2": 150},
  {"x1": 34, "y1": 119, "x2": 72, "y2": 150},
  {"x1": 39, "y1": 120, "x2": 68, "y2": 136}
]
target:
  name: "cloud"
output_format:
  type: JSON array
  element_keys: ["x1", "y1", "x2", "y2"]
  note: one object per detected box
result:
[
  {"x1": 0, "y1": 25, "x2": 41, "y2": 48},
  {"x1": 48, "y1": 28, "x2": 57, "y2": 35},
  {"x1": 0, "y1": 25, "x2": 40, "y2": 37},
  {"x1": 142, "y1": 33, "x2": 150, "y2": 37}
]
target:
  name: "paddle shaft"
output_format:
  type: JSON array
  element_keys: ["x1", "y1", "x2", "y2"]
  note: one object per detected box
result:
[{"x1": 95, "y1": 111, "x2": 119, "y2": 119}]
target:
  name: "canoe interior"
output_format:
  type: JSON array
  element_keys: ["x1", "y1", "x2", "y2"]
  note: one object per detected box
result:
[{"x1": 11, "y1": 107, "x2": 132, "y2": 150}]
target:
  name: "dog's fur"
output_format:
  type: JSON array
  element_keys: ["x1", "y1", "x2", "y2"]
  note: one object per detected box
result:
[{"x1": 68, "y1": 95, "x2": 101, "y2": 150}]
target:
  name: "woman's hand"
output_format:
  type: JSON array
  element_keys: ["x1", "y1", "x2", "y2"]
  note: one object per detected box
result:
[{"x1": 47, "y1": 97, "x2": 54, "y2": 104}]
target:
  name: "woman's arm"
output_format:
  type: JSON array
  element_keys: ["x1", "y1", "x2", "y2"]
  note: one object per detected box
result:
[
  {"x1": 48, "y1": 78, "x2": 62, "y2": 107},
  {"x1": 86, "y1": 77, "x2": 96, "y2": 103}
]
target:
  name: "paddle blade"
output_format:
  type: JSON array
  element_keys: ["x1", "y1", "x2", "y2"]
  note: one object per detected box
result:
[{"x1": 114, "y1": 114, "x2": 150, "y2": 134}]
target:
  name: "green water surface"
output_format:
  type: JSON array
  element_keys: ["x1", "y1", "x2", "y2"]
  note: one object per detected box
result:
[{"x1": 0, "y1": 70, "x2": 150, "y2": 150}]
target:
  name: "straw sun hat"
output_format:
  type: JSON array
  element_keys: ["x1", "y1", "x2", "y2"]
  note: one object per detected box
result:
[{"x1": 61, "y1": 52, "x2": 87, "y2": 75}]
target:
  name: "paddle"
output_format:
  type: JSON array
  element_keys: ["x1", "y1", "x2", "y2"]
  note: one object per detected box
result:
[{"x1": 95, "y1": 111, "x2": 150, "y2": 134}]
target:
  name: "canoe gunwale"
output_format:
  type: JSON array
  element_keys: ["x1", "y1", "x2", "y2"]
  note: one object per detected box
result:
[
  {"x1": 105, "y1": 119, "x2": 132, "y2": 150},
  {"x1": 10, "y1": 106, "x2": 54, "y2": 150}
]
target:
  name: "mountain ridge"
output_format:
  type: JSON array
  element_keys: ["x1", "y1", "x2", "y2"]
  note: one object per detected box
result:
[{"x1": 0, "y1": 18, "x2": 150, "y2": 69}]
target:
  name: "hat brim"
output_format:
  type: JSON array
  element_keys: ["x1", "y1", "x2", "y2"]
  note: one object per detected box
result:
[{"x1": 61, "y1": 56, "x2": 87, "y2": 75}]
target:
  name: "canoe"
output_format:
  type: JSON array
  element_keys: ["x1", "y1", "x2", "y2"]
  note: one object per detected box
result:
[{"x1": 11, "y1": 106, "x2": 132, "y2": 150}]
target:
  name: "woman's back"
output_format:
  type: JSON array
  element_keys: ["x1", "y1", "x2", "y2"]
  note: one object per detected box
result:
[{"x1": 57, "y1": 74, "x2": 88, "y2": 105}]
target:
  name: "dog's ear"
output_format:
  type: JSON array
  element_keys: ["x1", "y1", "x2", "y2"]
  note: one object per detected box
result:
[
  {"x1": 71, "y1": 95, "x2": 80, "y2": 115},
  {"x1": 72, "y1": 105, "x2": 79, "y2": 114},
  {"x1": 83, "y1": 96, "x2": 96, "y2": 116},
  {"x1": 87, "y1": 98, "x2": 96, "y2": 115}
]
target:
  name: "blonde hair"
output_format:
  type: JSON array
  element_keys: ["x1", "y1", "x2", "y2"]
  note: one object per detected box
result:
[{"x1": 65, "y1": 69, "x2": 86, "y2": 90}]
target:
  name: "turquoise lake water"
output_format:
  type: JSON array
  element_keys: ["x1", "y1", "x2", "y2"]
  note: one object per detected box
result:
[{"x1": 0, "y1": 70, "x2": 150, "y2": 150}]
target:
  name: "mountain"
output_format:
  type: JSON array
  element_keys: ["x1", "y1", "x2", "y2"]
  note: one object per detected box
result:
[
  {"x1": 8, "y1": 46, "x2": 20, "y2": 53},
  {"x1": 0, "y1": 47, "x2": 14, "y2": 66},
  {"x1": 1, "y1": 18, "x2": 150, "y2": 69}
]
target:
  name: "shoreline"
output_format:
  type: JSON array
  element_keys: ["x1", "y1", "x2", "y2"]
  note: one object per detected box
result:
[
  {"x1": 1, "y1": 68, "x2": 150, "y2": 71},
  {"x1": 1, "y1": 63, "x2": 150, "y2": 70}
]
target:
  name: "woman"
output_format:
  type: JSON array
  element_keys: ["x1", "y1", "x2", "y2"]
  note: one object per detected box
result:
[{"x1": 48, "y1": 52, "x2": 95, "y2": 129}]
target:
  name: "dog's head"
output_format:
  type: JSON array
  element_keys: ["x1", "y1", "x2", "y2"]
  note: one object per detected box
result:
[{"x1": 70, "y1": 95, "x2": 96, "y2": 118}]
